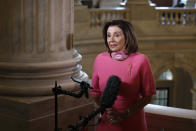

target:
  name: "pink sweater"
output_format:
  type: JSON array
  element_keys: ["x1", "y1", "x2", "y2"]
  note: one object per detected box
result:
[{"x1": 91, "y1": 52, "x2": 156, "y2": 131}]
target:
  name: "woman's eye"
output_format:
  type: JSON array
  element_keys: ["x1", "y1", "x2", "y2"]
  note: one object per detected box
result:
[
  {"x1": 115, "y1": 34, "x2": 120, "y2": 37},
  {"x1": 107, "y1": 34, "x2": 111, "y2": 38}
]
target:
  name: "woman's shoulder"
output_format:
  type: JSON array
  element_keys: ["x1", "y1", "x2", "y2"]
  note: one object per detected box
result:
[
  {"x1": 129, "y1": 52, "x2": 150, "y2": 66},
  {"x1": 130, "y1": 52, "x2": 148, "y2": 60}
]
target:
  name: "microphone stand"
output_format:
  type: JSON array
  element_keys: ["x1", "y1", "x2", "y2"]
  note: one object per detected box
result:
[
  {"x1": 67, "y1": 107, "x2": 105, "y2": 131},
  {"x1": 53, "y1": 81, "x2": 61, "y2": 131},
  {"x1": 52, "y1": 78, "x2": 92, "y2": 131}
]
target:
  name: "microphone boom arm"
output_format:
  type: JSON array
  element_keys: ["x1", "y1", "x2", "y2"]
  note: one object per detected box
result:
[
  {"x1": 52, "y1": 78, "x2": 92, "y2": 98},
  {"x1": 52, "y1": 78, "x2": 92, "y2": 131},
  {"x1": 67, "y1": 107, "x2": 105, "y2": 131}
]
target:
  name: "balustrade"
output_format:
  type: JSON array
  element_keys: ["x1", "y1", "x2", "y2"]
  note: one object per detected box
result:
[
  {"x1": 89, "y1": 8, "x2": 129, "y2": 27},
  {"x1": 156, "y1": 7, "x2": 196, "y2": 25},
  {"x1": 145, "y1": 104, "x2": 196, "y2": 130}
]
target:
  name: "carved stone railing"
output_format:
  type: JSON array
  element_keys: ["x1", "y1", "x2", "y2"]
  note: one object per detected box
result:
[
  {"x1": 89, "y1": 8, "x2": 129, "y2": 27},
  {"x1": 145, "y1": 104, "x2": 196, "y2": 131},
  {"x1": 155, "y1": 7, "x2": 196, "y2": 25}
]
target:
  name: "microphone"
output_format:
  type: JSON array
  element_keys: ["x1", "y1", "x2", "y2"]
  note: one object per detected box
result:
[
  {"x1": 97, "y1": 75, "x2": 121, "y2": 122},
  {"x1": 67, "y1": 75, "x2": 121, "y2": 130},
  {"x1": 99, "y1": 75, "x2": 121, "y2": 108}
]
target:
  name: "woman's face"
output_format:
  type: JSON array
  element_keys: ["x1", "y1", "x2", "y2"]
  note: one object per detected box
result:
[{"x1": 107, "y1": 25, "x2": 125, "y2": 52}]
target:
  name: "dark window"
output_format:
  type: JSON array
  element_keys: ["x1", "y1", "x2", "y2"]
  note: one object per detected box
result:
[{"x1": 153, "y1": 87, "x2": 169, "y2": 106}]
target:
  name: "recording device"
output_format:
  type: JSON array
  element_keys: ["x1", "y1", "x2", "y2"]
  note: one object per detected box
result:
[
  {"x1": 99, "y1": 75, "x2": 121, "y2": 108},
  {"x1": 67, "y1": 75, "x2": 121, "y2": 131},
  {"x1": 96, "y1": 75, "x2": 121, "y2": 123}
]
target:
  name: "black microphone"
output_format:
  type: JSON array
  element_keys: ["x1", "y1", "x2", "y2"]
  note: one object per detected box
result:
[
  {"x1": 99, "y1": 75, "x2": 121, "y2": 108},
  {"x1": 67, "y1": 75, "x2": 121, "y2": 130}
]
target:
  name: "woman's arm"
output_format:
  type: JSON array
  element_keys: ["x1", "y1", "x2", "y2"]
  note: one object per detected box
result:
[
  {"x1": 106, "y1": 96, "x2": 152, "y2": 124},
  {"x1": 125, "y1": 96, "x2": 152, "y2": 116}
]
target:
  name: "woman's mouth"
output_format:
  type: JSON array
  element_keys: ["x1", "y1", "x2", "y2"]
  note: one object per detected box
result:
[{"x1": 109, "y1": 44, "x2": 117, "y2": 48}]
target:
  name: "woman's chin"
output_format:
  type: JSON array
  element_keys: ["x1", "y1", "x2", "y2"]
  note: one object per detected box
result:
[{"x1": 110, "y1": 49, "x2": 120, "y2": 52}]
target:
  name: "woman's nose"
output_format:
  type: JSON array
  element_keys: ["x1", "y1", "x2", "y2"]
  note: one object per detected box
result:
[{"x1": 109, "y1": 35, "x2": 114, "y2": 41}]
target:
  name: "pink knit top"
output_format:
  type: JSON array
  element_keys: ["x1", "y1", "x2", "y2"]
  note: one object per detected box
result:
[{"x1": 91, "y1": 52, "x2": 156, "y2": 131}]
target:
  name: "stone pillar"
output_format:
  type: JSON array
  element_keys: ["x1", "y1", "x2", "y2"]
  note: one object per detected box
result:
[
  {"x1": 0, "y1": 0, "x2": 87, "y2": 96},
  {"x1": 0, "y1": 0, "x2": 93, "y2": 131},
  {"x1": 126, "y1": 0, "x2": 156, "y2": 22},
  {"x1": 100, "y1": 0, "x2": 122, "y2": 8}
]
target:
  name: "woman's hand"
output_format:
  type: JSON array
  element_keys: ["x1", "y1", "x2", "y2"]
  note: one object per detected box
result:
[
  {"x1": 106, "y1": 108, "x2": 127, "y2": 124},
  {"x1": 105, "y1": 96, "x2": 152, "y2": 125}
]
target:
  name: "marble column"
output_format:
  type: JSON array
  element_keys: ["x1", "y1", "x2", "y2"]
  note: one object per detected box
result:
[
  {"x1": 0, "y1": 0, "x2": 87, "y2": 96},
  {"x1": 0, "y1": 1, "x2": 93, "y2": 131},
  {"x1": 100, "y1": 0, "x2": 122, "y2": 8}
]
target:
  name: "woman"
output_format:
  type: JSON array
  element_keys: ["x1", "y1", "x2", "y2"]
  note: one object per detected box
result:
[{"x1": 90, "y1": 19, "x2": 156, "y2": 131}]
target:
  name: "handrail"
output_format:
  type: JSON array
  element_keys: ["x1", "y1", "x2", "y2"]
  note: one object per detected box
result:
[
  {"x1": 145, "y1": 104, "x2": 196, "y2": 130},
  {"x1": 89, "y1": 8, "x2": 129, "y2": 27},
  {"x1": 155, "y1": 7, "x2": 196, "y2": 25}
]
